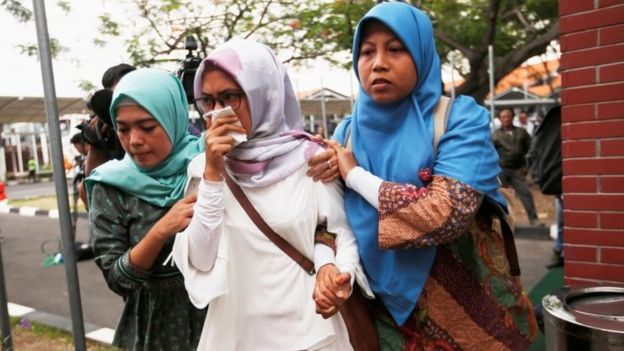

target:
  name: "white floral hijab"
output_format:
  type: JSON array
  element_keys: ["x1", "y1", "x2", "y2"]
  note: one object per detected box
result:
[{"x1": 193, "y1": 39, "x2": 321, "y2": 187}]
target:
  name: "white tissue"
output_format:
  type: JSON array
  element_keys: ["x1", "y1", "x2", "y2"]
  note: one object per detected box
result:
[{"x1": 203, "y1": 106, "x2": 248, "y2": 146}]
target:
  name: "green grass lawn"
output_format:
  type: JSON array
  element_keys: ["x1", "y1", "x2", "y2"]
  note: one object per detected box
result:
[
  {"x1": 8, "y1": 195, "x2": 86, "y2": 212},
  {"x1": 10, "y1": 316, "x2": 119, "y2": 350}
]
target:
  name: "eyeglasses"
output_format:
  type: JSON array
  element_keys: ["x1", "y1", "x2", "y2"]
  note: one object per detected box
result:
[{"x1": 194, "y1": 90, "x2": 245, "y2": 114}]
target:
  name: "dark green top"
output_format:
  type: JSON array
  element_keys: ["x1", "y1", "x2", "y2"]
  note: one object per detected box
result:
[
  {"x1": 492, "y1": 126, "x2": 531, "y2": 169},
  {"x1": 89, "y1": 183, "x2": 206, "y2": 351}
]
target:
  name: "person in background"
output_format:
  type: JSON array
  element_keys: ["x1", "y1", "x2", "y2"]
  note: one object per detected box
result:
[
  {"x1": 27, "y1": 157, "x2": 37, "y2": 183},
  {"x1": 493, "y1": 107, "x2": 539, "y2": 225},
  {"x1": 78, "y1": 64, "x2": 137, "y2": 209},
  {"x1": 515, "y1": 110, "x2": 536, "y2": 137},
  {"x1": 69, "y1": 132, "x2": 88, "y2": 194},
  {"x1": 85, "y1": 69, "x2": 206, "y2": 350},
  {"x1": 70, "y1": 132, "x2": 89, "y2": 157},
  {"x1": 527, "y1": 106, "x2": 563, "y2": 268},
  {"x1": 308, "y1": 2, "x2": 537, "y2": 350},
  {"x1": 549, "y1": 196, "x2": 564, "y2": 267},
  {"x1": 102, "y1": 63, "x2": 137, "y2": 90}
]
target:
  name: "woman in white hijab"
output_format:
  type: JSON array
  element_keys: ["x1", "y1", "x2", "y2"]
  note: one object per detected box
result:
[{"x1": 172, "y1": 39, "x2": 371, "y2": 351}]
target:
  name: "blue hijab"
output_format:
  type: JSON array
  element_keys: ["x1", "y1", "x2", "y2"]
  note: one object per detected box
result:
[
  {"x1": 333, "y1": 2, "x2": 506, "y2": 326},
  {"x1": 85, "y1": 69, "x2": 205, "y2": 208}
]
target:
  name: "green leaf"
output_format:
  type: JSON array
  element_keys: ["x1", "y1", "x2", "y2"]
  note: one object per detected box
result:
[
  {"x1": 77, "y1": 80, "x2": 96, "y2": 93},
  {"x1": 1, "y1": 0, "x2": 32, "y2": 22},
  {"x1": 56, "y1": 0, "x2": 70, "y2": 14},
  {"x1": 15, "y1": 38, "x2": 67, "y2": 58}
]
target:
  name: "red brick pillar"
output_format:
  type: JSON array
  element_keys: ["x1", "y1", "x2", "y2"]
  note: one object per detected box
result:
[{"x1": 559, "y1": 0, "x2": 624, "y2": 285}]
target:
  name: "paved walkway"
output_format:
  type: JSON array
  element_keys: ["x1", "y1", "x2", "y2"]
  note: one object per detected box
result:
[{"x1": 0, "y1": 194, "x2": 560, "y2": 348}]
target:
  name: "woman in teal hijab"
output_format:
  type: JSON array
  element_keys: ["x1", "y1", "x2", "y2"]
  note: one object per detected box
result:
[
  {"x1": 310, "y1": 2, "x2": 538, "y2": 350},
  {"x1": 85, "y1": 68, "x2": 206, "y2": 350}
]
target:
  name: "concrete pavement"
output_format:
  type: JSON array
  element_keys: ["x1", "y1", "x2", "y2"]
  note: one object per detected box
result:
[
  {"x1": 0, "y1": 211, "x2": 122, "y2": 345},
  {"x1": 0, "y1": 179, "x2": 558, "y2": 347}
]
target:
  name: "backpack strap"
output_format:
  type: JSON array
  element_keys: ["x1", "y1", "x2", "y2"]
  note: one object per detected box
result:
[
  {"x1": 343, "y1": 123, "x2": 352, "y2": 149},
  {"x1": 433, "y1": 95, "x2": 452, "y2": 156},
  {"x1": 481, "y1": 197, "x2": 521, "y2": 276}
]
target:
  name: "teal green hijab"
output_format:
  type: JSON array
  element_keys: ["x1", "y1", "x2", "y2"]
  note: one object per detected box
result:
[{"x1": 85, "y1": 68, "x2": 205, "y2": 208}]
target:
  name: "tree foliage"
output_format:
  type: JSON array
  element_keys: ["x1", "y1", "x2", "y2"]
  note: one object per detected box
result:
[
  {"x1": 16, "y1": 38, "x2": 67, "y2": 58},
  {"x1": 90, "y1": 0, "x2": 374, "y2": 67},
  {"x1": 93, "y1": 0, "x2": 557, "y2": 101},
  {"x1": 1, "y1": 0, "x2": 31, "y2": 22},
  {"x1": 3, "y1": 0, "x2": 558, "y2": 101},
  {"x1": 419, "y1": 0, "x2": 559, "y2": 101},
  {"x1": 1, "y1": 0, "x2": 70, "y2": 58}
]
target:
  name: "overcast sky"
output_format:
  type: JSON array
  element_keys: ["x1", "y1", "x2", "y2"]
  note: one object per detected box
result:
[{"x1": 1, "y1": 1, "x2": 358, "y2": 99}]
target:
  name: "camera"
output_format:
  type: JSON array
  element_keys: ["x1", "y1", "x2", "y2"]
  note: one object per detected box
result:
[
  {"x1": 177, "y1": 36, "x2": 203, "y2": 105},
  {"x1": 78, "y1": 89, "x2": 125, "y2": 160}
]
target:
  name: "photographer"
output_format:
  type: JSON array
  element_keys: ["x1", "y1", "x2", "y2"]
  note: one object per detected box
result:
[
  {"x1": 77, "y1": 64, "x2": 136, "y2": 209},
  {"x1": 69, "y1": 132, "x2": 88, "y2": 183},
  {"x1": 177, "y1": 36, "x2": 204, "y2": 135}
]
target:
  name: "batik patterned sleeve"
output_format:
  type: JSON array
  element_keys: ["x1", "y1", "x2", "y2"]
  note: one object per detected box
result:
[
  {"x1": 378, "y1": 175, "x2": 482, "y2": 249},
  {"x1": 89, "y1": 183, "x2": 151, "y2": 297}
]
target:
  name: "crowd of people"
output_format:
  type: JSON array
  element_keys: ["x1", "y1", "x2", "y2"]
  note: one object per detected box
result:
[
  {"x1": 73, "y1": 2, "x2": 554, "y2": 350},
  {"x1": 492, "y1": 106, "x2": 564, "y2": 269}
]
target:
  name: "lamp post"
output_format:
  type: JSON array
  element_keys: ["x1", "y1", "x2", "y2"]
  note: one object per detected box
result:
[{"x1": 32, "y1": 1, "x2": 86, "y2": 349}]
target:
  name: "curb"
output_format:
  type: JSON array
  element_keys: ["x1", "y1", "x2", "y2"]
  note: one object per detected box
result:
[
  {"x1": 0, "y1": 203, "x2": 87, "y2": 219},
  {"x1": 8, "y1": 302, "x2": 115, "y2": 345}
]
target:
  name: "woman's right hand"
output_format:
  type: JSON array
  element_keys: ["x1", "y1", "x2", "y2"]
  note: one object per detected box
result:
[
  {"x1": 313, "y1": 264, "x2": 352, "y2": 318},
  {"x1": 154, "y1": 193, "x2": 197, "y2": 240},
  {"x1": 129, "y1": 194, "x2": 197, "y2": 270},
  {"x1": 203, "y1": 115, "x2": 247, "y2": 181},
  {"x1": 326, "y1": 140, "x2": 358, "y2": 180}
]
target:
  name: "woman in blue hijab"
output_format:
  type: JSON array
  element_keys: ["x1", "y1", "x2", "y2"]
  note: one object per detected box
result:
[
  {"x1": 312, "y1": 3, "x2": 537, "y2": 350},
  {"x1": 85, "y1": 68, "x2": 206, "y2": 350}
]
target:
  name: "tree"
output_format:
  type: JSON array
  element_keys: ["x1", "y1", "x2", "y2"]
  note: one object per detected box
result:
[
  {"x1": 94, "y1": 0, "x2": 375, "y2": 67},
  {"x1": 4, "y1": 0, "x2": 558, "y2": 101},
  {"x1": 93, "y1": 0, "x2": 557, "y2": 101},
  {"x1": 1, "y1": 0, "x2": 71, "y2": 58},
  {"x1": 420, "y1": 0, "x2": 559, "y2": 101},
  {"x1": 2, "y1": 0, "x2": 32, "y2": 22}
]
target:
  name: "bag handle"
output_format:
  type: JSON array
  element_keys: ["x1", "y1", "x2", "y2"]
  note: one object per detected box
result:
[
  {"x1": 223, "y1": 172, "x2": 315, "y2": 275},
  {"x1": 481, "y1": 198, "x2": 521, "y2": 276},
  {"x1": 433, "y1": 95, "x2": 452, "y2": 156}
]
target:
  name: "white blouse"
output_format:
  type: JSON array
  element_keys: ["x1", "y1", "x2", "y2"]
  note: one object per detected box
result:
[{"x1": 173, "y1": 155, "x2": 372, "y2": 351}]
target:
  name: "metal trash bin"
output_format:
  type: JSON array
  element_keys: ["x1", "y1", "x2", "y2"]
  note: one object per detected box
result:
[{"x1": 543, "y1": 286, "x2": 624, "y2": 350}]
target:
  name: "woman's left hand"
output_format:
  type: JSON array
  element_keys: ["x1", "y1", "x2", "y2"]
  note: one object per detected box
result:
[
  {"x1": 326, "y1": 141, "x2": 358, "y2": 180},
  {"x1": 313, "y1": 264, "x2": 352, "y2": 319}
]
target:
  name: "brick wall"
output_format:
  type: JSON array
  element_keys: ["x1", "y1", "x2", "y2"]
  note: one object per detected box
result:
[{"x1": 559, "y1": 0, "x2": 624, "y2": 286}]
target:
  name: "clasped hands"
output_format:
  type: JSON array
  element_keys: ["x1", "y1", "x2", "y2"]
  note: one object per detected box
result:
[{"x1": 313, "y1": 264, "x2": 352, "y2": 318}]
